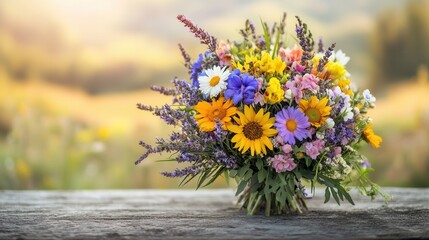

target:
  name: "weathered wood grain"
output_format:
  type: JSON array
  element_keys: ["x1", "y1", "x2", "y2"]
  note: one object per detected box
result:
[{"x1": 0, "y1": 188, "x2": 428, "y2": 239}]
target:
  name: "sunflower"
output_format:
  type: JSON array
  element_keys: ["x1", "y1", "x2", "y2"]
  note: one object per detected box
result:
[
  {"x1": 299, "y1": 96, "x2": 331, "y2": 128},
  {"x1": 363, "y1": 123, "x2": 382, "y2": 148},
  {"x1": 194, "y1": 97, "x2": 237, "y2": 132},
  {"x1": 227, "y1": 105, "x2": 278, "y2": 156}
]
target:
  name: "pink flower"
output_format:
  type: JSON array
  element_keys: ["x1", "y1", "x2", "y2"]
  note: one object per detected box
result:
[
  {"x1": 282, "y1": 144, "x2": 293, "y2": 154},
  {"x1": 275, "y1": 135, "x2": 285, "y2": 145},
  {"x1": 313, "y1": 139, "x2": 325, "y2": 149},
  {"x1": 216, "y1": 40, "x2": 232, "y2": 66},
  {"x1": 334, "y1": 147, "x2": 342, "y2": 157},
  {"x1": 291, "y1": 61, "x2": 306, "y2": 73},
  {"x1": 256, "y1": 77, "x2": 264, "y2": 91},
  {"x1": 253, "y1": 92, "x2": 265, "y2": 106},
  {"x1": 285, "y1": 80, "x2": 303, "y2": 102},
  {"x1": 304, "y1": 140, "x2": 325, "y2": 160},
  {"x1": 270, "y1": 154, "x2": 297, "y2": 173},
  {"x1": 278, "y1": 45, "x2": 303, "y2": 64},
  {"x1": 299, "y1": 74, "x2": 319, "y2": 91}
]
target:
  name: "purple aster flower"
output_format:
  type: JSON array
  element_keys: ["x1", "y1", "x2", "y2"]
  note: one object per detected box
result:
[
  {"x1": 274, "y1": 107, "x2": 310, "y2": 145},
  {"x1": 224, "y1": 69, "x2": 258, "y2": 105}
]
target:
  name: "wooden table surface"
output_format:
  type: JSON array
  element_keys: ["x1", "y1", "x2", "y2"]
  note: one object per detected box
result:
[{"x1": 0, "y1": 188, "x2": 428, "y2": 239}]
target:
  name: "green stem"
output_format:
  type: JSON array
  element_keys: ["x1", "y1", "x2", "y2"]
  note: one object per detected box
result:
[{"x1": 250, "y1": 194, "x2": 263, "y2": 215}]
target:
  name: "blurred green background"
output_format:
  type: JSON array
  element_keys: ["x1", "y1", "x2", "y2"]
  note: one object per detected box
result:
[{"x1": 0, "y1": 0, "x2": 428, "y2": 189}]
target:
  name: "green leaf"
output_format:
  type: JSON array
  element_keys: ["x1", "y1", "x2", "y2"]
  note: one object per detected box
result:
[
  {"x1": 202, "y1": 166, "x2": 224, "y2": 188},
  {"x1": 275, "y1": 189, "x2": 286, "y2": 204},
  {"x1": 257, "y1": 169, "x2": 266, "y2": 183},
  {"x1": 244, "y1": 169, "x2": 253, "y2": 181},
  {"x1": 271, "y1": 29, "x2": 281, "y2": 58},
  {"x1": 324, "y1": 187, "x2": 331, "y2": 203},
  {"x1": 260, "y1": 18, "x2": 271, "y2": 52},
  {"x1": 338, "y1": 186, "x2": 355, "y2": 205},
  {"x1": 235, "y1": 180, "x2": 247, "y2": 196},
  {"x1": 331, "y1": 187, "x2": 340, "y2": 205},
  {"x1": 278, "y1": 174, "x2": 287, "y2": 186},
  {"x1": 238, "y1": 165, "x2": 249, "y2": 178},
  {"x1": 256, "y1": 159, "x2": 263, "y2": 170},
  {"x1": 250, "y1": 180, "x2": 261, "y2": 192},
  {"x1": 196, "y1": 169, "x2": 211, "y2": 189},
  {"x1": 229, "y1": 169, "x2": 238, "y2": 178},
  {"x1": 293, "y1": 170, "x2": 302, "y2": 180},
  {"x1": 305, "y1": 158, "x2": 312, "y2": 167},
  {"x1": 337, "y1": 188, "x2": 344, "y2": 201}
]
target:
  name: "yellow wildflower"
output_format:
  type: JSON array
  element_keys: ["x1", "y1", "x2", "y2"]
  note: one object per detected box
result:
[
  {"x1": 325, "y1": 61, "x2": 347, "y2": 80},
  {"x1": 233, "y1": 52, "x2": 286, "y2": 76},
  {"x1": 264, "y1": 77, "x2": 284, "y2": 104}
]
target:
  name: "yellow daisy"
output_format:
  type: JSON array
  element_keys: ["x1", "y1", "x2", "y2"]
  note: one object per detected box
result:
[
  {"x1": 227, "y1": 105, "x2": 278, "y2": 156},
  {"x1": 194, "y1": 97, "x2": 237, "y2": 132},
  {"x1": 299, "y1": 96, "x2": 331, "y2": 128},
  {"x1": 363, "y1": 123, "x2": 382, "y2": 148}
]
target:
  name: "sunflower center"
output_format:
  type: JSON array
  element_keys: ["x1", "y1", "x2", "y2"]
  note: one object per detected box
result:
[
  {"x1": 243, "y1": 121, "x2": 263, "y2": 140},
  {"x1": 211, "y1": 107, "x2": 226, "y2": 120},
  {"x1": 286, "y1": 119, "x2": 297, "y2": 131},
  {"x1": 305, "y1": 108, "x2": 321, "y2": 123},
  {"x1": 209, "y1": 76, "x2": 221, "y2": 86}
]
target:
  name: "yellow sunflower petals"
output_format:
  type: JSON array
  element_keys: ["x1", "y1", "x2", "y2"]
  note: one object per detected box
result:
[
  {"x1": 254, "y1": 140, "x2": 262, "y2": 155},
  {"x1": 228, "y1": 124, "x2": 243, "y2": 134},
  {"x1": 231, "y1": 133, "x2": 243, "y2": 143},
  {"x1": 263, "y1": 128, "x2": 278, "y2": 137},
  {"x1": 254, "y1": 108, "x2": 264, "y2": 122}
]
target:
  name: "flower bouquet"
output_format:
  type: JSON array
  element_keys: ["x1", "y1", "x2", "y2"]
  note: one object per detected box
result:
[{"x1": 136, "y1": 13, "x2": 389, "y2": 215}]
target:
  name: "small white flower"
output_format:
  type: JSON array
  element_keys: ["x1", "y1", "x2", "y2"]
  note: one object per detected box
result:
[
  {"x1": 343, "y1": 107, "x2": 354, "y2": 122},
  {"x1": 284, "y1": 89, "x2": 293, "y2": 100},
  {"x1": 334, "y1": 50, "x2": 350, "y2": 66},
  {"x1": 363, "y1": 89, "x2": 376, "y2": 104},
  {"x1": 367, "y1": 117, "x2": 373, "y2": 123},
  {"x1": 198, "y1": 66, "x2": 230, "y2": 98},
  {"x1": 316, "y1": 131, "x2": 325, "y2": 139},
  {"x1": 325, "y1": 118, "x2": 335, "y2": 128}
]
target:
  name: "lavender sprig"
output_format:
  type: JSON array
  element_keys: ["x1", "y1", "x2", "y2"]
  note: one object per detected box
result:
[
  {"x1": 295, "y1": 16, "x2": 315, "y2": 73},
  {"x1": 178, "y1": 43, "x2": 192, "y2": 71},
  {"x1": 317, "y1": 37, "x2": 324, "y2": 53},
  {"x1": 318, "y1": 43, "x2": 336, "y2": 72},
  {"x1": 278, "y1": 12, "x2": 287, "y2": 46},
  {"x1": 150, "y1": 85, "x2": 177, "y2": 96},
  {"x1": 177, "y1": 15, "x2": 218, "y2": 53}
]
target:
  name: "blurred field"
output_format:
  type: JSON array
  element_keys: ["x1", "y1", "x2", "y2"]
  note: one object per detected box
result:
[
  {"x1": 0, "y1": 0, "x2": 428, "y2": 189},
  {"x1": 0, "y1": 67, "x2": 233, "y2": 189}
]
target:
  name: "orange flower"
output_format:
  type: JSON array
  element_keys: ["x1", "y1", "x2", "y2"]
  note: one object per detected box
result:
[
  {"x1": 363, "y1": 123, "x2": 382, "y2": 148},
  {"x1": 194, "y1": 97, "x2": 237, "y2": 132}
]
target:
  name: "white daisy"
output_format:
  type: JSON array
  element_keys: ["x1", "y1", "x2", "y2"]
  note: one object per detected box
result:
[{"x1": 198, "y1": 66, "x2": 230, "y2": 98}]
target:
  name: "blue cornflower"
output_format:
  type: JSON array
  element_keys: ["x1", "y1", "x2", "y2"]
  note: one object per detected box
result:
[
  {"x1": 190, "y1": 53, "x2": 204, "y2": 87},
  {"x1": 224, "y1": 69, "x2": 258, "y2": 105}
]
